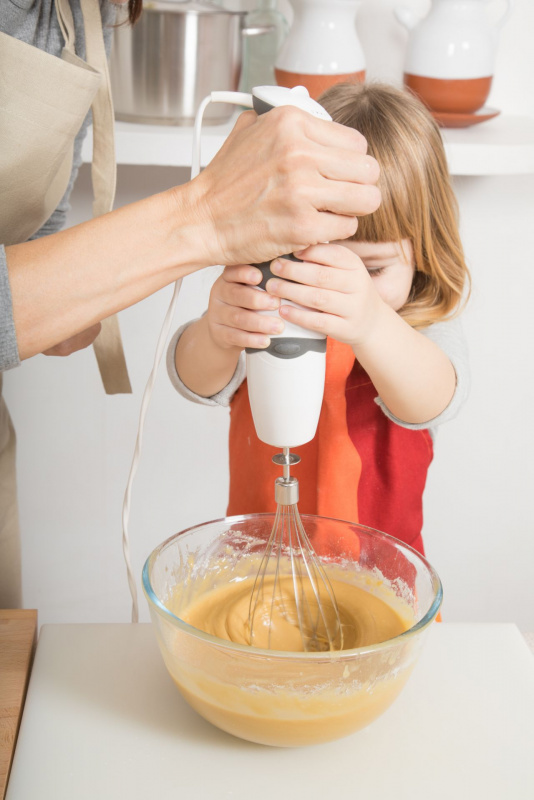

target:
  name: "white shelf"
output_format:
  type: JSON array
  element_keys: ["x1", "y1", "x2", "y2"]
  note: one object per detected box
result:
[
  {"x1": 81, "y1": 116, "x2": 238, "y2": 170},
  {"x1": 441, "y1": 115, "x2": 534, "y2": 176},
  {"x1": 81, "y1": 114, "x2": 534, "y2": 176}
]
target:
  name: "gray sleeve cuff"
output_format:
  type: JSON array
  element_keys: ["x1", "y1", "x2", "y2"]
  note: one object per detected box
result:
[
  {"x1": 0, "y1": 246, "x2": 20, "y2": 371},
  {"x1": 375, "y1": 316, "x2": 470, "y2": 432},
  {"x1": 166, "y1": 320, "x2": 246, "y2": 407}
]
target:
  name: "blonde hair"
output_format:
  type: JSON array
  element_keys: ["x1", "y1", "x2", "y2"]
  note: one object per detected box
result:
[{"x1": 318, "y1": 82, "x2": 470, "y2": 329}]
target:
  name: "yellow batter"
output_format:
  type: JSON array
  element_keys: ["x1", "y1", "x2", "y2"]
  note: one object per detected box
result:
[
  {"x1": 161, "y1": 564, "x2": 421, "y2": 746},
  {"x1": 178, "y1": 575, "x2": 407, "y2": 652}
]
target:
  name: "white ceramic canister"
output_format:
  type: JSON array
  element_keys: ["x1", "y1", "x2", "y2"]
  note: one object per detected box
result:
[
  {"x1": 275, "y1": 0, "x2": 365, "y2": 99},
  {"x1": 395, "y1": 0, "x2": 514, "y2": 113}
]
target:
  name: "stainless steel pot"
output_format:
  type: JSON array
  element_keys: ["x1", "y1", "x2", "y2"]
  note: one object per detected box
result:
[{"x1": 110, "y1": 1, "x2": 270, "y2": 125}]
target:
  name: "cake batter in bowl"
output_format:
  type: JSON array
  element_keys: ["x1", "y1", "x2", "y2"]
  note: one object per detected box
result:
[{"x1": 142, "y1": 514, "x2": 442, "y2": 747}]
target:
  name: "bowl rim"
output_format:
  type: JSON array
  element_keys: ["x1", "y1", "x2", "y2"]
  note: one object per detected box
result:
[{"x1": 142, "y1": 512, "x2": 443, "y2": 660}]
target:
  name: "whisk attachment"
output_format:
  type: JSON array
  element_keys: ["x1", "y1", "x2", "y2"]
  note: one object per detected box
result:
[{"x1": 248, "y1": 448, "x2": 344, "y2": 652}]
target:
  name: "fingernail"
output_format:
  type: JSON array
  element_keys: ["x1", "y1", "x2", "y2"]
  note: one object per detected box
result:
[
  {"x1": 270, "y1": 321, "x2": 284, "y2": 334},
  {"x1": 271, "y1": 260, "x2": 283, "y2": 274},
  {"x1": 268, "y1": 296, "x2": 279, "y2": 308},
  {"x1": 267, "y1": 279, "x2": 280, "y2": 292}
]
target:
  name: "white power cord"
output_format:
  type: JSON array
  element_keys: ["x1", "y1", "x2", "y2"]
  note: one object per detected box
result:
[{"x1": 121, "y1": 91, "x2": 254, "y2": 623}]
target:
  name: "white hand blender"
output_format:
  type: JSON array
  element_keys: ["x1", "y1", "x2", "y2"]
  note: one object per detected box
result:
[
  {"x1": 245, "y1": 85, "x2": 332, "y2": 449},
  {"x1": 244, "y1": 87, "x2": 343, "y2": 651}
]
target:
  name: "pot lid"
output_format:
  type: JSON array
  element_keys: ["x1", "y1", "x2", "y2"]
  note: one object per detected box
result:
[{"x1": 143, "y1": 0, "x2": 244, "y2": 15}]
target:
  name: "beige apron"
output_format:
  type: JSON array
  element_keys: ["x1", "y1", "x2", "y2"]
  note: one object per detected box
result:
[{"x1": 0, "y1": 0, "x2": 131, "y2": 607}]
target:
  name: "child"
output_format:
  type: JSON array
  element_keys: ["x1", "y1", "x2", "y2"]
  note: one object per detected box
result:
[{"x1": 167, "y1": 82, "x2": 470, "y2": 556}]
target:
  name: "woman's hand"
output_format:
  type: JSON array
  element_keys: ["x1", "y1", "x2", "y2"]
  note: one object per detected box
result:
[
  {"x1": 8, "y1": 103, "x2": 380, "y2": 365},
  {"x1": 264, "y1": 243, "x2": 384, "y2": 349},
  {"x1": 42, "y1": 323, "x2": 102, "y2": 357},
  {"x1": 205, "y1": 264, "x2": 283, "y2": 352},
  {"x1": 182, "y1": 106, "x2": 381, "y2": 268}
]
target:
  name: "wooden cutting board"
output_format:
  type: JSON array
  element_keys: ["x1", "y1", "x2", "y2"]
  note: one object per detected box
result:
[{"x1": 0, "y1": 610, "x2": 37, "y2": 800}]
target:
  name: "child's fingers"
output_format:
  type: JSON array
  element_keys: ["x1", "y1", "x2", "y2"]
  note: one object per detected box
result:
[
  {"x1": 219, "y1": 281, "x2": 281, "y2": 313},
  {"x1": 222, "y1": 264, "x2": 263, "y2": 286},
  {"x1": 209, "y1": 264, "x2": 286, "y2": 349},
  {"x1": 277, "y1": 304, "x2": 345, "y2": 340},
  {"x1": 213, "y1": 301, "x2": 284, "y2": 338},
  {"x1": 211, "y1": 323, "x2": 271, "y2": 350},
  {"x1": 211, "y1": 305, "x2": 284, "y2": 348},
  {"x1": 269, "y1": 247, "x2": 364, "y2": 295},
  {"x1": 220, "y1": 304, "x2": 285, "y2": 335},
  {"x1": 292, "y1": 243, "x2": 363, "y2": 271},
  {"x1": 266, "y1": 277, "x2": 351, "y2": 317}
]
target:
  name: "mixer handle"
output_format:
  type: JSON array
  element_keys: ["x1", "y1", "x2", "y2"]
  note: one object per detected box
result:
[{"x1": 252, "y1": 252, "x2": 302, "y2": 290}]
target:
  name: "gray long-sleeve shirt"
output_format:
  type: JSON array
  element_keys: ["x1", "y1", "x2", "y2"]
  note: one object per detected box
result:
[
  {"x1": 166, "y1": 315, "x2": 470, "y2": 436},
  {"x1": 0, "y1": 0, "x2": 115, "y2": 371}
]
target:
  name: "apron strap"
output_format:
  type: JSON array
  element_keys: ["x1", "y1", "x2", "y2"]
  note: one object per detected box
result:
[
  {"x1": 55, "y1": 0, "x2": 77, "y2": 56},
  {"x1": 57, "y1": 0, "x2": 131, "y2": 394},
  {"x1": 80, "y1": 0, "x2": 131, "y2": 394},
  {"x1": 80, "y1": 0, "x2": 117, "y2": 219}
]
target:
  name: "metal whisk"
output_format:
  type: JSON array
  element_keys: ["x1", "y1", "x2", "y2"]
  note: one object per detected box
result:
[{"x1": 248, "y1": 448, "x2": 344, "y2": 652}]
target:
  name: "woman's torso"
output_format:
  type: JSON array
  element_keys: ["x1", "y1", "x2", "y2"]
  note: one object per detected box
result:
[{"x1": 0, "y1": 0, "x2": 115, "y2": 241}]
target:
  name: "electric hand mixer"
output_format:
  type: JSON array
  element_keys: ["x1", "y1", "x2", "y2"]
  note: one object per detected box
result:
[
  {"x1": 244, "y1": 86, "x2": 344, "y2": 652},
  {"x1": 121, "y1": 85, "x2": 343, "y2": 651}
]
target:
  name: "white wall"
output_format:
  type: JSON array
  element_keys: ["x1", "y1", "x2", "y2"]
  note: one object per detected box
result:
[{"x1": 4, "y1": 0, "x2": 534, "y2": 629}]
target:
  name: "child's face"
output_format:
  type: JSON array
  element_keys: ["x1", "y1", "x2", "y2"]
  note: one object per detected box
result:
[{"x1": 335, "y1": 239, "x2": 415, "y2": 312}]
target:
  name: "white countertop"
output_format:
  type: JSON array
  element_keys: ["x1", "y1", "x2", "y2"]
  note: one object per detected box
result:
[
  {"x1": 82, "y1": 115, "x2": 534, "y2": 176},
  {"x1": 6, "y1": 623, "x2": 534, "y2": 800}
]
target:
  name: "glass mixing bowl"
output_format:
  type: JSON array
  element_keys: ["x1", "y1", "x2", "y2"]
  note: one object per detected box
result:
[{"x1": 142, "y1": 514, "x2": 442, "y2": 747}]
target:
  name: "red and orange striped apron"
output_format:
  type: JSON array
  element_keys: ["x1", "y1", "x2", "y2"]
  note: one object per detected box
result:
[{"x1": 227, "y1": 339, "x2": 433, "y2": 558}]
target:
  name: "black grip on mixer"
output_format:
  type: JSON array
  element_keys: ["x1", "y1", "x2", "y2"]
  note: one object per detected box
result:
[
  {"x1": 253, "y1": 253, "x2": 302, "y2": 291},
  {"x1": 246, "y1": 336, "x2": 326, "y2": 359},
  {"x1": 252, "y1": 96, "x2": 275, "y2": 116}
]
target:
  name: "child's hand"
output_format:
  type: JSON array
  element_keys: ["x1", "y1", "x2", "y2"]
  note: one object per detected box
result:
[
  {"x1": 207, "y1": 264, "x2": 284, "y2": 351},
  {"x1": 265, "y1": 243, "x2": 383, "y2": 348}
]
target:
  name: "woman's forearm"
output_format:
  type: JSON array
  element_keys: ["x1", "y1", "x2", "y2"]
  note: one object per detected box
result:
[
  {"x1": 7, "y1": 185, "x2": 209, "y2": 360},
  {"x1": 175, "y1": 316, "x2": 241, "y2": 398},
  {"x1": 7, "y1": 105, "x2": 381, "y2": 361},
  {"x1": 353, "y1": 304, "x2": 457, "y2": 424}
]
